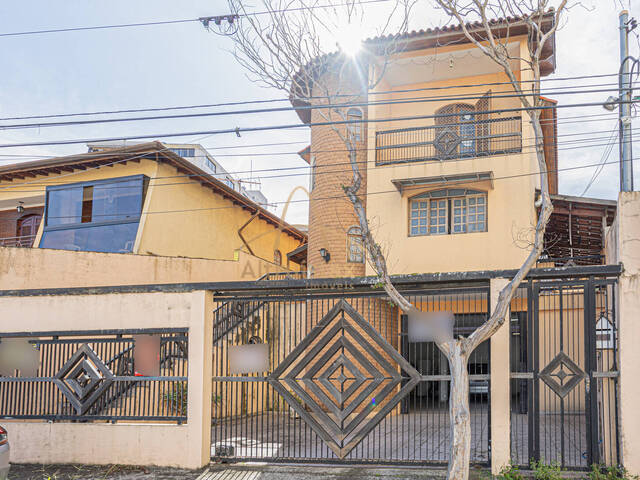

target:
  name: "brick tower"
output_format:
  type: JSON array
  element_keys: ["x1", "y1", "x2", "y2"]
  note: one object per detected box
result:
[{"x1": 299, "y1": 63, "x2": 368, "y2": 279}]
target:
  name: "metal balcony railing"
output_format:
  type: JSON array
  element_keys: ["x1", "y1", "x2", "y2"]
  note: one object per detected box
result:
[
  {"x1": 0, "y1": 235, "x2": 36, "y2": 247},
  {"x1": 375, "y1": 116, "x2": 522, "y2": 165}
]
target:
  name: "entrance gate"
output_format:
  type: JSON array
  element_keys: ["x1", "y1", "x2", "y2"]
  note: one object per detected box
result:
[
  {"x1": 211, "y1": 285, "x2": 490, "y2": 464},
  {"x1": 510, "y1": 278, "x2": 619, "y2": 469}
]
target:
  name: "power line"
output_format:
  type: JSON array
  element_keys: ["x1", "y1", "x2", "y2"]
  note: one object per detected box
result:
[
  {"x1": 8, "y1": 155, "x2": 631, "y2": 223},
  {"x1": 0, "y1": 99, "x2": 635, "y2": 150},
  {"x1": 0, "y1": 73, "x2": 620, "y2": 122},
  {"x1": 0, "y1": 0, "x2": 394, "y2": 38},
  {"x1": 1, "y1": 133, "x2": 635, "y2": 193},
  {"x1": 0, "y1": 85, "x2": 626, "y2": 131},
  {"x1": 580, "y1": 124, "x2": 619, "y2": 196},
  {"x1": 0, "y1": 111, "x2": 621, "y2": 164}
]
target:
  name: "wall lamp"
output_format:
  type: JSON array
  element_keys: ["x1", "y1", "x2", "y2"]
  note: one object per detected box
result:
[
  {"x1": 16, "y1": 201, "x2": 24, "y2": 214},
  {"x1": 319, "y1": 248, "x2": 331, "y2": 263}
]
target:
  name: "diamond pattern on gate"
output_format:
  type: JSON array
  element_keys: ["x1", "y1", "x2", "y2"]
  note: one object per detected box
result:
[
  {"x1": 267, "y1": 299, "x2": 421, "y2": 459},
  {"x1": 54, "y1": 344, "x2": 114, "y2": 415},
  {"x1": 539, "y1": 351, "x2": 586, "y2": 398}
]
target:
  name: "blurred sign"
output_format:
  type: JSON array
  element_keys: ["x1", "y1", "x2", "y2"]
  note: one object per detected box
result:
[
  {"x1": 229, "y1": 343, "x2": 269, "y2": 374},
  {"x1": 408, "y1": 311, "x2": 454, "y2": 343},
  {"x1": 596, "y1": 316, "x2": 615, "y2": 350},
  {"x1": 133, "y1": 334, "x2": 161, "y2": 376},
  {"x1": 0, "y1": 338, "x2": 40, "y2": 377}
]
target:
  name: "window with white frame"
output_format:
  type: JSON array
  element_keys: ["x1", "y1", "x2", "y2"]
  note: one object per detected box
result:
[
  {"x1": 347, "y1": 226, "x2": 364, "y2": 263},
  {"x1": 205, "y1": 158, "x2": 217, "y2": 173},
  {"x1": 409, "y1": 189, "x2": 487, "y2": 236}
]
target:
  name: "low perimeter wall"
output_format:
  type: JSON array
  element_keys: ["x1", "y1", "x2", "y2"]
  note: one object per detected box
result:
[
  {"x1": 0, "y1": 246, "x2": 292, "y2": 290},
  {"x1": 0, "y1": 290, "x2": 213, "y2": 469}
]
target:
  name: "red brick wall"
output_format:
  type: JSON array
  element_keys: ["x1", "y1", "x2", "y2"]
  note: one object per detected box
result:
[
  {"x1": 0, "y1": 206, "x2": 43, "y2": 243},
  {"x1": 307, "y1": 69, "x2": 368, "y2": 279}
]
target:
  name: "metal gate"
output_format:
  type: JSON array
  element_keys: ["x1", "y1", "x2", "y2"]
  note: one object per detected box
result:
[
  {"x1": 211, "y1": 285, "x2": 490, "y2": 464},
  {"x1": 510, "y1": 278, "x2": 619, "y2": 469}
]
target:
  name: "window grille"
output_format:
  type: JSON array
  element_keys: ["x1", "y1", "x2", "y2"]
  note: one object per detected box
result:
[
  {"x1": 347, "y1": 226, "x2": 364, "y2": 263},
  {"x1": 409, "y1": 189, "x2": 487, "y2": 237}
]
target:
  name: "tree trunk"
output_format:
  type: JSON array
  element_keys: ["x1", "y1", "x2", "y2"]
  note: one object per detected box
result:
[{"x1": 446, "y1": 340, "x2": 471, "y2": 480}]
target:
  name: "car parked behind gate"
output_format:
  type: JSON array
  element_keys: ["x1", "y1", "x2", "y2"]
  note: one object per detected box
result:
[{"x1": 0, "y1": 425, "x2": 9, "y2": 480}]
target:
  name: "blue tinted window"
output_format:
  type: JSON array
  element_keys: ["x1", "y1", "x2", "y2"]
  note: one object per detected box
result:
[
  {"x1": 91, "y1": 179, "x2": 143, "y2": 222},
  {"x1": 42, "y1": 176, "x2": 146, "y2": 254},
  {"x1": 46, "y1": 186, "x2": 83, "y2": 226},
  {"x1": 41, "y1": 223, "x2": 138, "y2": 253}
]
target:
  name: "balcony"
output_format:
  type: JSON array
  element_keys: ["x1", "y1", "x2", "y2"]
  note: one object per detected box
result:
[
  {"x1": 375, "y1": 116, "x2": 522, "y2": 165},
  {"x1": 0, "y1": 235, "x2": 36, "y2": 248}
]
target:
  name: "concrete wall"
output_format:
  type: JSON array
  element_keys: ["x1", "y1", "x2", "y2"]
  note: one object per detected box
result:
[
  {"x1": 606, "y1": 191, "x2": 640, "y2": 474},
  {"x1": 0, "y1": 246, "x2": 290, "y2": 290},
  {"x1": 0, "y1": 290, "x2": 213, "y2": 469}
]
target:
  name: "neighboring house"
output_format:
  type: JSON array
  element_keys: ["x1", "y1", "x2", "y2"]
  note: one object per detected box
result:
[
  {"x1": 0, "y1": 142, "x2": 306, "y2": 270},
  {"x1": 87, "y1": 141, "x2": 272, "y2": 207},
  {"x1": 295, "y1": 16, "x2": 616, "y2": 279}
]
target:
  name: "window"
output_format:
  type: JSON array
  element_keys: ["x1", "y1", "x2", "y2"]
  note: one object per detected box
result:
[
  {"x1": 171, "y1": 148, "x2": 195, "y2": 157},
  {"x1": 273, "y1": 249, "x2": 282, "y2": 266},
  {"x1": 409, "y1": 189, "x2": 487, "y2": 236},
  {"x1": 16, "y1": 214, "x2": 41, "y2": 238},
  {"x1": 223, "y1": 178, "x2": 235, "y2": 189},
  {"x1": 205, "y1": 158, "x2": 217, "y2": 173},
  {"x1": 347, "y1": 226, "x2": 364, "y2": 263},
  {"x1": 347, "y1": 108, "x2": 363, "y2": 143},
  {"x1": 435, "y1": 103, "x2": 477, "y2": 157},
  {"x1": 40, "y1": 175, "x2": 147, "y2": 253}
]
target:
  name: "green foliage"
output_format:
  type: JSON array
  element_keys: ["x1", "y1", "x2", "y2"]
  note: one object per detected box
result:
[
  {"x1": 588, "y1": 464, "x2": 639, "y2": 480},
  {"x1": 494, "y1": 463, "x2": 525, "y2": 480},
  {"x1": 530, "y1": 459, "x2": 563, "y2": 480},
  {"x1": 163, "y1": 381, "x2": 187, "y2": 416}
]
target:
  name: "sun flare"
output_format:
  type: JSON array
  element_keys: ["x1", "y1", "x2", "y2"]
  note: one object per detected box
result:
[{"x1": 336, "y1": 24, "x2": 363, "y2": 56}]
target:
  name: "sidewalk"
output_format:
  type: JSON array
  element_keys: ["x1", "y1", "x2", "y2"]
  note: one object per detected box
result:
[{"x1": 200, "y1": 464, "x2": 458, "y2": 480}]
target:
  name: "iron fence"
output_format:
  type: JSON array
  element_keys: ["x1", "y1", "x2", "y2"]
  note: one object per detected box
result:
[
  {"x1": 211, "y1": 285, "x2": 491, "y2": 465},
  {"x1": 0, "y1": 235, "x2": 36, "y2": 248},
  {"x1": 375, "y1": 116, "x2": 522, "y2": 165},
  {"x1": 0, "y1": 328, "x2": 188, "y2": 422},
  {"x1": 510, "y1": 278, "x2": 619, "y2": 469}
]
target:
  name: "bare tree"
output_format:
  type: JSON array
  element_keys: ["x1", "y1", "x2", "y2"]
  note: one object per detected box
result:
[{"x1": 221, "y1": 1, "x2": 567, "y2": 479}]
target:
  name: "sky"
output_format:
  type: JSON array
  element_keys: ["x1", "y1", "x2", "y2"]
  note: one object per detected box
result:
[{"x1": 0, "y1": 0, "x2": 639, "y2": 225}]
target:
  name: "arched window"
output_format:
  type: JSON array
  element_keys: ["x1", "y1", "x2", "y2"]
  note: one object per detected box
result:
[
  {"x1": 347, "y1": 226, "x2": 364, "y2": 263},
  {"x1": 16, "y1": 214, "x2": 42, "y2": 238},
  {"x1": 346, "y1": 108, "x2": 363, "y2": 143},
  {"x1": 273, "y1": 249, "x2": 282, "y2": 266},
  {"x1": 409, "y1": 188, "x2": 487, "y2": 236},
  {"x1": 435, "y1": 103, "x2": 476, "y2": 157}
]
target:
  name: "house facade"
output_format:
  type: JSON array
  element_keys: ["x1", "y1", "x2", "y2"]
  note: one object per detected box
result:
[
  {"x1": 298, "y1": 16, "x2": 613, "y2": 279},
  {"x1": 0, "y1": 142, "x2": 306, "y2": 276}
]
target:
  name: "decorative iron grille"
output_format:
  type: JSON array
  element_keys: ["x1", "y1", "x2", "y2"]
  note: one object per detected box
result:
[
  {"x1": 0, "y1": 328, "x2": 188, "y2": 422},
  {"x1": 375, "y1": 116, "x2": 522, "y2": 165},
  {"x1": 510, "y1": 279, "x2": 620, "y2": 469},
  {"x1": 211, "y1": 286, "x2": 491, "y2": 465}
]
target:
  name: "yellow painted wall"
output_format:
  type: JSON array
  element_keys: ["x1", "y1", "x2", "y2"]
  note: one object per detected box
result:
[
  {"x1": 137, "y1": 162, "x2": 302, "y2": 264},
  {"x1": 0, "y1": 159, "x2": 304, "y2": 269},
  {"x1": 365, "y1": 39, "x2": 540, "y2": 275},
  {"x1": 0, "y1": 246, "x2": 290, "y2": 289}
]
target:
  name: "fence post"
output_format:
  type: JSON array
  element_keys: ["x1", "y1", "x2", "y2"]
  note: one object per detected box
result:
[
  {"x1": 490, "y1": 277, "x2": 511, "y2": 474},
  {"x1": 186, "y1": 289, "x2": 214, "y2": 468},
  {"x1": 614, "y1": 192, "x2": 640, "y2": 473}
]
